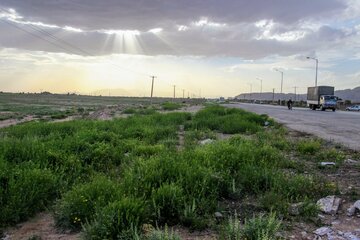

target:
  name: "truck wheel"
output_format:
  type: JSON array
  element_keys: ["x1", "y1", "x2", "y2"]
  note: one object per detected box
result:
[
  {"x1": 332, "y1": 108, "x2": 336, "y2": 112},
  {"x1": 321, "y1": 106, "x2": 325, "y2": 111}
]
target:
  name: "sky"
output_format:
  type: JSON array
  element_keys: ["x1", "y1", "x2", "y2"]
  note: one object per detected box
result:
[{"x1": 0, "y1": 0, "x2": 360, "y2": 98}]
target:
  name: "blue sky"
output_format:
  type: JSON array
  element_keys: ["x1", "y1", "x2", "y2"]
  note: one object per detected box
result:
[{"x1": 0, "y1": 0, "x2": 359, "y2": 97}]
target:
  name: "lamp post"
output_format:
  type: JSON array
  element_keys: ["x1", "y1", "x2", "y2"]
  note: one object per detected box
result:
[
  {"x1": 306, "y1": 57, "x2": 318, "y2": 87},
  {"x1": 256, "y1": 77, "x2": 263, "y2": 100},
  {"x1": 274, "y1": 68, "x2": 284, "y2": 95}
]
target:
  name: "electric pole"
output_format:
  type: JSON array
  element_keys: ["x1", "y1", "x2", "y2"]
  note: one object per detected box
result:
[
  {"x1": 272, "y1": 88, "x2": 275, "y2": 104},
  {"x1": 182, "y1": 89, "x2": 185, "y2": 99},
  {"x1": 173, "y1": 85, "x2": 176, "y2": 99},
  {"x1": 150, "y1": 76, "x2": 157, "y2": 105},
  {"x1": 294, "y1": 86, "x2": 297, "y2": 101}
]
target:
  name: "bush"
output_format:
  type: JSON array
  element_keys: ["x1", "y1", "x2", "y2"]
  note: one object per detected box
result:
[
  {"x1": 242, "y1": 213, "x2": 281, "y2": 240},
  {"x1": 146, "y1": 226, "x2": 181, "y2": 240},
  {"x1": 221, "y1": 213, "x2": 242, "y2": 240},
  {"x1": 151, "y1": 183, "x2": 184, "y2": 224},
  {"x1": 0, "y1": 166, "x2": 58, "y2": 226},
  {"x1": 316, "y1": 148, "x2": 345, "y2": 164},
  {"x1": 162, "y1": 102, "x2": 183, "y2": 111},
  {"x1": 123, "y1": 108, "x2": 137, "y2": 114},
  {"x1": 297, "y1": 140, "x2": 321, "y2": 155},
  {"x1": 82, "y1": 198, "x2": 146, "y2": 240},
  {"x1": 54, "y1": 176, "x2": 121, "y2": 231}
]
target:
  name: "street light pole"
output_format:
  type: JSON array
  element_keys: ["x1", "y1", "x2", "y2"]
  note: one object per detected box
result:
[{"x1": 307, "y1": 57, "x2": 318, "y2": 87}]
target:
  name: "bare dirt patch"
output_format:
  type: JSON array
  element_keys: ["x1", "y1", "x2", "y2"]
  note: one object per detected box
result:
[
  {"x1": 0, "y1": 115, "x2": 36, "y2": 129},
  {"x1": 4, "y1": 213, "x2": 80, "y2": 240}
]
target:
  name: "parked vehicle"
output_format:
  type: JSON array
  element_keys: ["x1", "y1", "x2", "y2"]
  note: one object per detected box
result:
[
  {"x1": 307, "y1": 86, "x2": 337, "y2": 111},
  {"x1": 346, "y1": 105, "x2": 360, "y2": 111}
]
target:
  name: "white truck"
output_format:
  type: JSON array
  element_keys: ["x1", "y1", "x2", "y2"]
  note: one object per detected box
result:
[{"x1": 307, "y1": 86, "x2": 337, "y2": 111}]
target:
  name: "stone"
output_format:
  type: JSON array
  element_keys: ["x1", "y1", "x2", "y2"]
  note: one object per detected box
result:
[
  {"x1": 314, "y1": 227, "x2": 332, "y2": 236},
  {"x1": 289, "y1": 202, "x2": 304, "y2": 216},
  {"x1": 345, "y1": 159, "x2": 358, "y2": 164},
  {"x1": 320, "y1": 162, "x2": 336, "y2": 166},
  {"x1": 331, "y1": 220, "x2": 341, "y2": 225},
  {"x1": 264, "y1": 121, "x2": 270, "y2": 126},
  {"x1": 214, "y1": 212, "x2": 223, "y2": 219},
  {"x1": 343, "y1": 232, "x2": 360, "y2": 240},
  {"x1": 317, "y1": 196, "x2": 341, "y2": 214},
  {"x1": 347, "y1": 200, "x2": 360, "y2": 217},
  {"x1": 200, "y1": 139, "x2": 214, "y2": 145}
]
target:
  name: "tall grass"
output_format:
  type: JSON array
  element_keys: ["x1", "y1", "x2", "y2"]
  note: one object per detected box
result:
[{"x1": 0, "y1": 106, "x2": 335, "y2": 238}]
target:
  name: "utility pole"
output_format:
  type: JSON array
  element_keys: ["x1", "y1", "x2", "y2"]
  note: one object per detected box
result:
[
  {"x1": 272, "y1": 88, "x2": 275, "y2": 104},
  {"x1": 150, "y1": 76, "x2": 157, "y2": 105},
  {"x1": 248, "y1": 83, "x2": 253, "y2": 101},
  {"x1": 182, "y1": 89, "x2": 185, "y2": 99},
  {"x1": 257, "y1": 77, "x2": 263, "y2": 100},
  {"x1": 294, "y1": 86, "x2": 297, "y2": 101},
  {"x1": 173, "y1": 85, "x2": 176, "y2": 99},
  {"x1": 274, "y1": 69, "x2": 284, "y2": 97}
]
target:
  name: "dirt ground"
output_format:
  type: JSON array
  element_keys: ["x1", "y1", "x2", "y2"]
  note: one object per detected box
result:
[{"x1": 3, "y1": 213, "x2": 80, "y2": 240}]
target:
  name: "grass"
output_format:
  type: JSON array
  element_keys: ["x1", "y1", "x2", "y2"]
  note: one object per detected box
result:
[
  {"x1": 161, "y1": 102, "x2": 183, "y2": 111},
  {"x1": 220, "y1": 212, "x2": 281, "y2": 240},
  {"x1": 0, "y1": 105, "x2": 347, "y2": 239}
]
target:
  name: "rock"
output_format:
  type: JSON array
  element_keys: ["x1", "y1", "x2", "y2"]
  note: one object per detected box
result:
[
  {"x1": 317, "y1": 196, "x2": 341, "y2": 214},
  {"x1": 289, "y1": 202, "x2": 304, "y2": 216},
  {"x1": 264, "y1": 121, "x2": 270, "y2": 126},
  {"x1": 214, "y1": 212, "x2": 223, "y2": 219},
  {"x1": 343, "y1": 232, "x2": 360, "y2": 240},
  {"x1": 347, "y1": 200, "x2": 360, "y2": 216},
  {"x1": 200, "y1": 139, "x2": 214, "y2": 145},
  {"x1": 331, "y1": 220, "x2": 341, "y2": 225},
  {"x1": 345, "y1": 159, "x2": 358, "y2": 164},
  {"x1": 320, "y1": 162, "x2": 336, "y2": 166},
  {"x1": 314, "y1": 227, "x2": 332, "y2": 236}
]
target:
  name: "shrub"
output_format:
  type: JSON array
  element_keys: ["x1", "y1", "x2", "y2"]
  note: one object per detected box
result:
[
  {"x1": 82, "y1": 198, "x2": 146, "y2": 240},
  {"x1": 242, "y1": 212, "x2": 281, "y2": 240},
  {"x1": 297, "y1": 140, "x2": 321, "y2": 155},
  {"x1": 316, "y1": 148, "x2": 345, "y2": 164},
  {"x1": 146, "y1": 226, "x2": 181, "y2": 240},
  {"x1": 162, "y1": 102, "x2": 183, "y2": 111},
  {"x1": 123, "y1": 108, "x2": 137, "y2": 114},
  {"x1": 54, "y1": 176, "x2": 121, "y2": 231},
  {"x1": 0, "y1": 166, "x2": 58, "y2": 226},
  {"x1": 151, "y1": 183, "x2": 184, "y2": 224},
  {"x1": 221, "y1": 213, "x2": 242, "y2": 240}
]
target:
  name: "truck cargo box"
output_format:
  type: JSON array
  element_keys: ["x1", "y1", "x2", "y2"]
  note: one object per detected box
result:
[{"x1": 307, "y1": 86, "x2": 335, "y2": 101}]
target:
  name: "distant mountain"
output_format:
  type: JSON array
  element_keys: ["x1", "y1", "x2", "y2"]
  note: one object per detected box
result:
[
  {"x1": 335, "y1": 87, "x2": 360, "y2": 102},
  {"x1": 235, "y1": 86, "x2": 360, "y2": 103}
]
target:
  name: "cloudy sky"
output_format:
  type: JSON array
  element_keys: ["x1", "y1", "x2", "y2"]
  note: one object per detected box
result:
[{"x1": 0, "y1": 0, "x2": 359, "y2": 97}]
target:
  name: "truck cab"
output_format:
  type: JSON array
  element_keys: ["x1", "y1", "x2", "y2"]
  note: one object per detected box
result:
[{"x1": 319, "y1": 95, "x2": 337, "y2": 111}]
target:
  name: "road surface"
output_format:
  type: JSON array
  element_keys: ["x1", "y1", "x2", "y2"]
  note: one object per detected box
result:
[{"x1": 225, "y1": 103, "x2": 360, "y2": 151}]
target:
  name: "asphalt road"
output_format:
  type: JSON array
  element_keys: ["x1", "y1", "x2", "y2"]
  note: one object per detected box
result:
[{"x1": 225, "y1": 103, "x2": 360, "y2": 151}]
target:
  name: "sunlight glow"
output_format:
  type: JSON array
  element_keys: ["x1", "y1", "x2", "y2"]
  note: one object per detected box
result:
[{"x1": 148, "y1": 28, "x2": 163, "y2": 34}]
